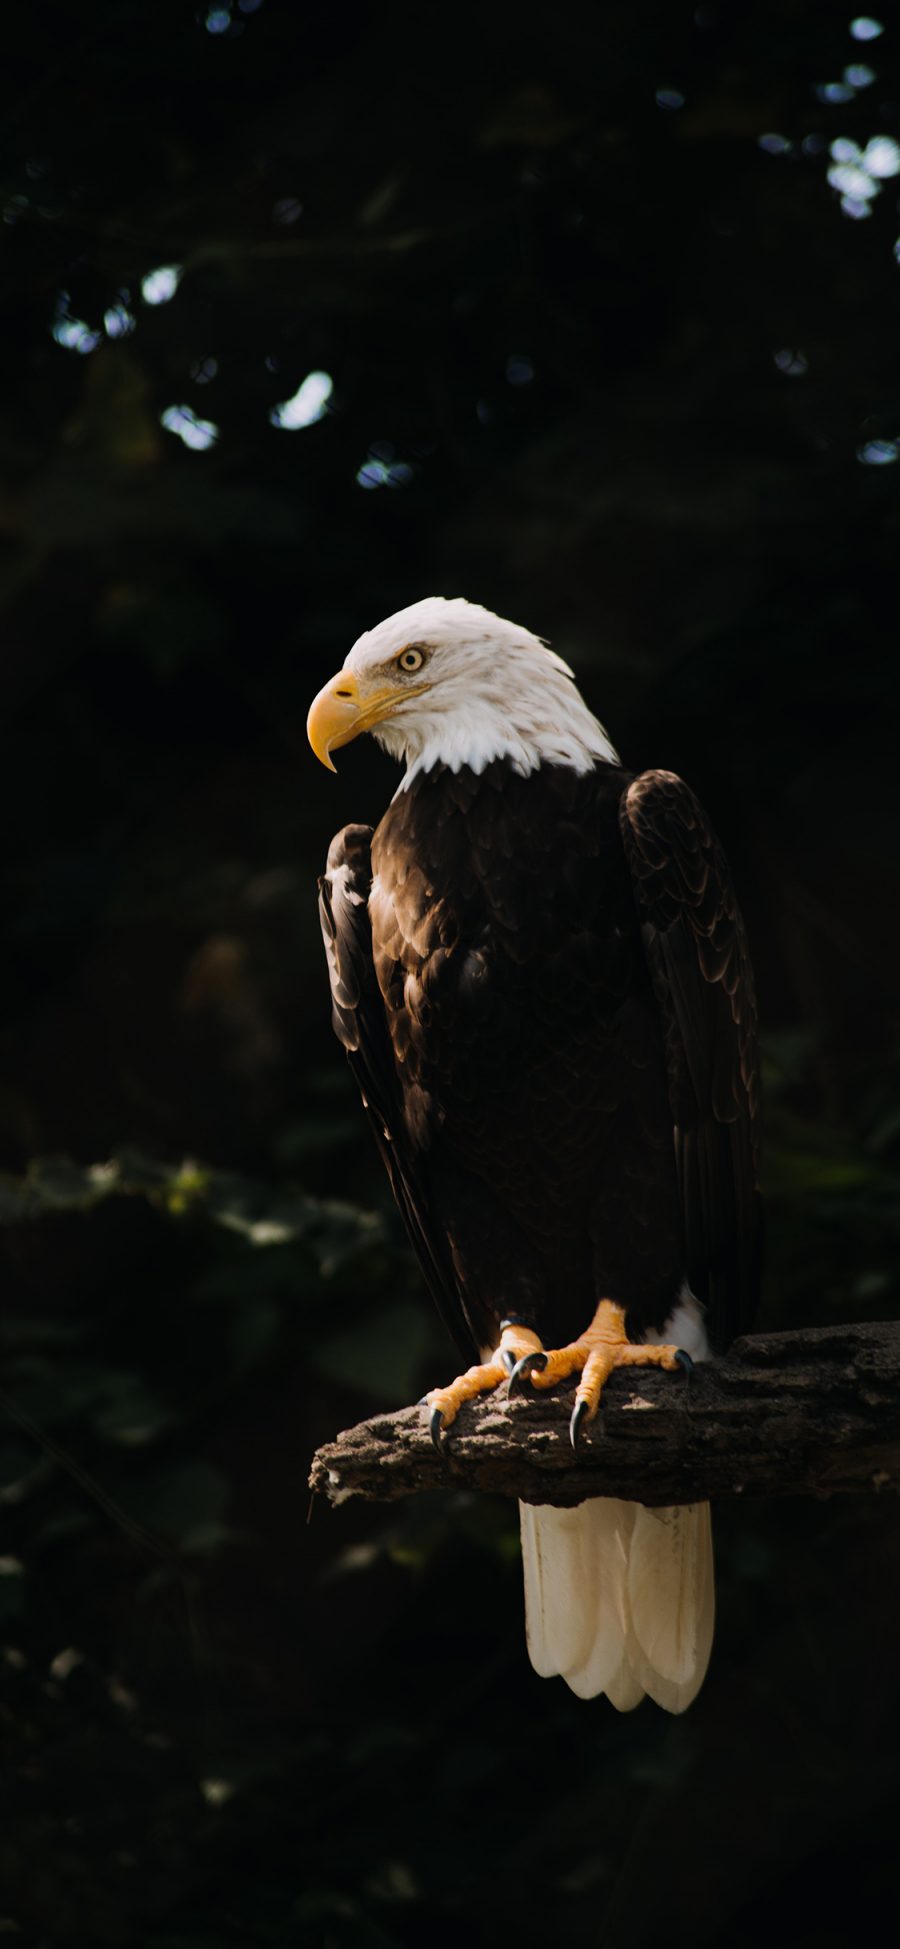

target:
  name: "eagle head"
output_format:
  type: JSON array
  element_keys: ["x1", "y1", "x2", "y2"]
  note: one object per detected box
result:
[{"x1": 307, "y1": 596, "x2": 617, "y2": 783}]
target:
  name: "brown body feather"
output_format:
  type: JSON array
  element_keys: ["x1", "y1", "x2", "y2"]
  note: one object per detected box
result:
[{"x1": 318, "y1": 759, "x2": 760, "y2": 1360}]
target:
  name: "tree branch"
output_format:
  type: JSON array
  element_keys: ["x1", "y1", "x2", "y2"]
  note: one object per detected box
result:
[{"x1": 309, "y1": 1322, "x2": 900, "y2": 1509}]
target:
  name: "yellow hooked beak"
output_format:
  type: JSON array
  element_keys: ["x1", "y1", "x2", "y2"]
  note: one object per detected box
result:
[{"x1": 306, "y1": 669, "x2": 427, "y2": 771}]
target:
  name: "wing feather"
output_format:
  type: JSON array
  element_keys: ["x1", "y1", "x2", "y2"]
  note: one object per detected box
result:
[
  {"x1": 620, "y1": 770, "x2": 761, "y2": 1346},
  {"x1": 318, "y1": 824, "x2": 473, "y2": 1358}
]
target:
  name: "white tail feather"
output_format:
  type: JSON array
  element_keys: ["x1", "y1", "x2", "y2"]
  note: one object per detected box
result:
[
  {"x1": 603, "y1": 1657, "x2": 647, "y2": 1713},
  {"x1": 519, "y1": 1497, "x2": 714, "y2": 1713},
  {"x1": 626, "y1": 1502, "x2": 715, "y2": 1713},
  {"x1": 558, "y1": 1503, "x2": 634, "y2": 1700},
  {"x1": 519, "y1": 1501, "x2": 599, "y2": 1676}
]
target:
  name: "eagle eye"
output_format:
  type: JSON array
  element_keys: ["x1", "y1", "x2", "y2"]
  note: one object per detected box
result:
[{"x1": 398, "y1": 646, "x2": 426, "y2": 673}]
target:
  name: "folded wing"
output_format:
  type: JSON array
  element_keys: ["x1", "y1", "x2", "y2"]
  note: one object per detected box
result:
[{"x1": 619, "y1": 770, "x2": 762, "y2": 1348}]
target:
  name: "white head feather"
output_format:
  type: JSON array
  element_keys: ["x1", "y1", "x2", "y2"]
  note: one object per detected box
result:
[{"x1": 345, "y1": 596, "x2": 618, "y2": 789}]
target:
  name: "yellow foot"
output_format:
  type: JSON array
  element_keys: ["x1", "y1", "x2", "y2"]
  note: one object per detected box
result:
[
  {"x1": 509, "y1": 1299, "x2": 692, "y2": 1449},
  {"x1": 424, "y1": 1321, "x2": 544, "y2": 1449}
]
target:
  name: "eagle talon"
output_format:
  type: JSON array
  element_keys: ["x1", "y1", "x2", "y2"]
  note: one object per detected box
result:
[
  {"x1": 508, "y1": 1350, "x2": 548, "y2": 1393},
  {"x1": 674, "y1": 1349, "x2": 693, "y2": 1373},
  {"x1": 429, "y1": 1405, "x2": 445, "y2": 1451},
  {"x1": 570, "y1": 1397, "x2": 593, "y2": 1450}
]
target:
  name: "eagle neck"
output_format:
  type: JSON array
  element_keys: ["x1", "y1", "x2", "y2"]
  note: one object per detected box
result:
[{"x1": 386, "y1": 691, "x2": 618, "y2": 796}]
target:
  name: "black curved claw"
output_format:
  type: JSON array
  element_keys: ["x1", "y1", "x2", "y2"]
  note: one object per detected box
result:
[
  {"x1": 429, "y1": 1405, "x2": 445, "y2": 1452},
  {"x1": 508, "y1": 1350, "x2": 548, "y2": 1394},
  {"x1": 674, "y1": 1349, "x2": 694, "y2": 1374},
  {"x1": 499, "y1": 1346, "x2": 517, "y2": 1376},
  {"x1": 570, "y1": 1396, "x2": 593, "y2": 1451}
]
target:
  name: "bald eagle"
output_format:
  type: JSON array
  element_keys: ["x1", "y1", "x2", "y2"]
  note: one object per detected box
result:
[{"x1": 308, "y1": 598, "x2": 760, "y2": 1712}]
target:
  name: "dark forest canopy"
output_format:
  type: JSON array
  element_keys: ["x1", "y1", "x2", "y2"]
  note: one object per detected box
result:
[
  {"x1": 2, "y1": 5, "x2": 900, "y2": 1946},
  {"x1": 2, "y1": 1, "x2": 900, "y2": 1173}
]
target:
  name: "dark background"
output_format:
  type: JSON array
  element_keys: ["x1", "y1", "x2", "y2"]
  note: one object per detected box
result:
[{"x1": 2, "y1": 2, "x2": 900, "y2": 1943}]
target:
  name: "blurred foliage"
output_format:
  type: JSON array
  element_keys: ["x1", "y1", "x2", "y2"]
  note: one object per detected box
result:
[{"x1": 2, "y1": 0, "x2": 900, "y2": 1943}]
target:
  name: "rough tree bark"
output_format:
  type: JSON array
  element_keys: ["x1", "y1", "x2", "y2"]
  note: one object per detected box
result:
[{"x1": 309, "y1": 1322, "x2": 900, "y2": 1509}]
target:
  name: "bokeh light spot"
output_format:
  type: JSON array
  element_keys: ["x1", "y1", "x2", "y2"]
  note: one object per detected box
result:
[
  {"x1": 506, "y1": 354, "x2": 535, "y2": 386},
  {"x1": 857, "y1": 438, "x2": 898, "y2": 464},
  {"x1": 53, "y1": 321, "x2": 101, "y2": 354},
  {"x1": 51, "y1": 293, "x2": 101, "y2": 355},
  {"x1": 758, "y1": 132, "x2": 791, "y2": 154},
  {"x1": 849, "y1": 17, "x2": 883, "y2": 40},
  {"x1": 269, "y1": 370, "x2": 333, "y2": 430},
  {"x1": 813, "y1": 82, "x2": 857, "y2": 105},
  {"x1": 104, "y1": 304, "x2": 135, "y2": 339},
  {"x1": 862, "y1": 135, "x2": 900, "y2": 177},
  {"x1": 356, "y1": 446, "x2": 414, "y2": 490},
  {"x1": 656, "y1": 88, "x2": 685, "y2": 110},
  {"x1": 273, "y1": 197, "x2": 303, "y2": 225},
  {"x1": 357, "y1": 461, "x2": 385, "y2": 490},
  {"x1": 830, "y1": 137, "x2": 862, "y2": 162},
  {"x1": 828, "y1": 161, "x2": 880, "y2": 199},
  {"x1": 141, "y1": 264, "x2": 183, "y2": 306},
  {"x1": 844, "y1": 63, "x2": 876, "y2": 87},
  {"x1": 824, "y1": 134, "x2": 899, "y2": 221},
  {"x1": 774, "y1": 348, "x2": 808, "y2": 376},
  {"x1": 160, "y1": 405, "x2": 219, "y2": 451},
  {"x1": 206, "y1": 7, "x2": 231, "y2": 32}
]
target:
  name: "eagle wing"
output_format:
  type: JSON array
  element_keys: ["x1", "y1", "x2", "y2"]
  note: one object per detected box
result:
[
  {"x1": 619, "y1": 770, "x2": 761, "y2": 1348},
  {"x1": 318, "y1": 823, "x2": 473, "y2": 1359}
]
